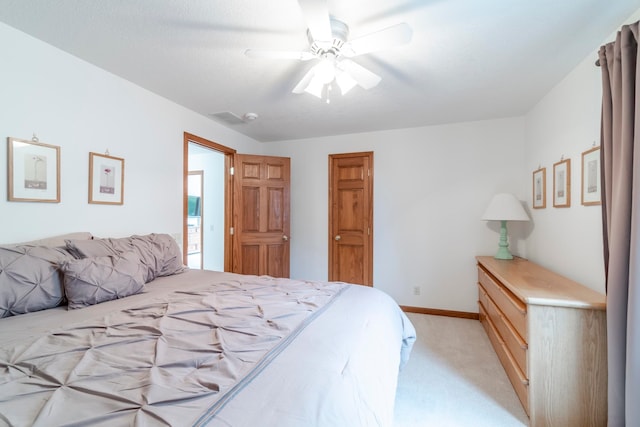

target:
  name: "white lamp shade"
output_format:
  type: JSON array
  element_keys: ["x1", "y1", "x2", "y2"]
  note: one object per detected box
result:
[{"x1": 482, "y1": 193, "x2": 530, "y2": 221}]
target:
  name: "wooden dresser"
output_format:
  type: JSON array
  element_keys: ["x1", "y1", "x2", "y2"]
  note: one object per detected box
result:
[{"x1": 476, "y1": 256, "x2": 607, "y2": 427}]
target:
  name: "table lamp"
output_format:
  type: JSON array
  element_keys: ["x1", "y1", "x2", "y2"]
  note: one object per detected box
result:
[{"x1": 482, "y1": 193, "x2": 530, "y2": 260}]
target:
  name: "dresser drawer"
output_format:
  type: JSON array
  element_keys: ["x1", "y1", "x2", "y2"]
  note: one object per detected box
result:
[
  {"x1": 481, "y1": 284, "x2": 528, "y2": 376},
  {"x1": 480, "y1": 302, "x2": 530, "y2": 415},
  {"x1": 478, "y1": 301, "x2": 491, "y2": 342},
  {"x1": 478, "y1": 267, "x2": 527, "y2": 339},
  {"x1": 478, "y1": 284, "x2": 490, "y2": 314}
]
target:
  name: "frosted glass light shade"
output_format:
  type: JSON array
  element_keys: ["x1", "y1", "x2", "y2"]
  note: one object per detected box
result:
[
  {"x1": 304, "y1": 76, "x2": 325, "y2": 98},
  {"x1": 336, "y1": 71, "x2": 357, "y2": 95},
  {"x1": 482, "y1": 193, "x2": 530, "y2": 222},
  {"x1": 315, "y1": 59, "x2": 336, "y2": 84}
]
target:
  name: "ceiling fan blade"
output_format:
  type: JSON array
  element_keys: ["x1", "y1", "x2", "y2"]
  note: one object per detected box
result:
[
  {"x1": 297, "y1": 0, "x2": 332, "y2": 41},
  {"x1": 292, "y1": 66, "x2": 317, "y2": 94},
  {"x1": 343, "y1": 22, "x2": 412, "y2": 57},
  {"x1": 245, "y1": 49, "x2": 315, "y2": 61},
  {"x1": 338, "y1": 59, "x2": 381, "y2": 90}
]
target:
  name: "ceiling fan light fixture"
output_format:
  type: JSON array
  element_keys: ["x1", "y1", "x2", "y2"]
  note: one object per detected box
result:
[
  {"x1": 246, "y1": 4, "x2": 412, "y2": 102},
  {"x1": 304, "y1": 75, "x2": 325, "y2": 98},
  {"x1": 335, "y1": 71, "x2": 357, "y2": 95},
  {"x1": 315, "y1": 59, "x2": 336, "y2": 84}
]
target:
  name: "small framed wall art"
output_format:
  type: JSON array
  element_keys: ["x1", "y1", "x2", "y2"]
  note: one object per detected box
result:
[
  {"x1": 89, "y1": 152, "x2": 124, "y2": 205},
  {"x1": 581, "y1": 146, "x2": 601, "y2": 206},
  {"x1": 553, "y1": 158, "x2": 571, "y2": 208},
  {"x1": 7, "y1": 136, "x2": 60, "y2": 203},
  {"x1": 532, "y1": 167, "x2": 546, "y2": 209}
]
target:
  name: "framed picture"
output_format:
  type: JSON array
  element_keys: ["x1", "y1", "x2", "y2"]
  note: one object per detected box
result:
[
  {"x1": 7, "y1": 137, "x2": 60, "y2": 202},
  {"x1": 581, "y1": 146, "x2": 601, "y2": 206},
  {"x1": 89, "y1": 152, "x2": 124, "y2": 205},
  {"x1": 532, "y1": 167, "x2": 546, "y2": 209},
  {"x1": 553, "y1": 158, "x2": 571, "y2": 208}
]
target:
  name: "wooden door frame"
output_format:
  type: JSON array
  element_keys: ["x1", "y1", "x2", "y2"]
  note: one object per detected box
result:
[
  {"x1": 328, "y1": 151, "x2": 374, "y2": 285},
  {"x1": 183, "y1": 132, "x2": 236, "y2": 271}
]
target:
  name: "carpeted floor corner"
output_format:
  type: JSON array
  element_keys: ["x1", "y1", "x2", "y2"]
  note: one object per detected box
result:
[{"x1": 394, "y1": 313, "x2": 529, "y2": 427}]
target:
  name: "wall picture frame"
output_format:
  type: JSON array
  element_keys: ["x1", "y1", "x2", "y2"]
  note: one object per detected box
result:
[
  {"x1": 553, "y1": 158, "x2": 571, "y2": 208},
  {"x1": 581, "y1": 146, "x2": 601, "y2": 206},
  {"x1": 7, "y1": 136, "x2": 60, "y2": 203},
  {"x1": 532, "y1": 167, "x2": 546, "y2": 209},
  {"x1": 89, "y1": 152, "x2": 124, "y2": 205}
]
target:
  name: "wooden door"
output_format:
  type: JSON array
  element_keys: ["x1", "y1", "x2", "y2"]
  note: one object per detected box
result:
[
  {"x1": 328, "y1": 152, "x2": 373, "y2": 286},
  {"x1": 233, "y1": 154, "x2": 290, "y2": 277}
]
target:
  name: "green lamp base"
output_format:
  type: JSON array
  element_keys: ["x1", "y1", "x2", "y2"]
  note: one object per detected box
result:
[{"x1": 494, "y1": 220, "x2": 514, "y2": 260}]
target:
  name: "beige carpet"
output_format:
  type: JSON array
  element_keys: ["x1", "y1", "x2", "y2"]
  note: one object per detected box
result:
[{"x1": 394, "y1": 313, "x2": 529, "y2": 427}]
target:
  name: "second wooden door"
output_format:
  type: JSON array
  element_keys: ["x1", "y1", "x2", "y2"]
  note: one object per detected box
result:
[
  {"x1": 328, "y1": 152, "x2": 373, "y2": 286},
  {"x1": 232, "y1": 154, "x2": 290, "y2": 278}
]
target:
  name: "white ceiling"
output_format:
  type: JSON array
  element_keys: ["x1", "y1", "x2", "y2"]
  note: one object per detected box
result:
[{"x1": 1, "y1": 0, "x2": 639, "y2": 142}]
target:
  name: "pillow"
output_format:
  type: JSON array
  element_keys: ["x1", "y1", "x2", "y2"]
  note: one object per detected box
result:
[
  {"x1": 128, "y1": 233, "x2": 186, "y2": 279},
  {"x1": 61, "y1": 251, "x2": 146, "y2": 309},
  {"x1": 0, "y1": 245, "x2": 75, "y2": 318},
  {"x1": 8, "y1": 232, "x2": 93, "y2": 248},
  {"x1": 65, "y1": 238, "x2": 117, "y2": 259},
  {"x1": 66, "y1": 233, "x2": 186, "y2": 283}
]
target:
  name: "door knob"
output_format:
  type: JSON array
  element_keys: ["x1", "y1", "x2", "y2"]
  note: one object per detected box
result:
[
  {"x1": 335, "y1": 235, "x2": 341, "y2": 241},
  {"x1": 282, "y1": 235, "x2": 289, "y2": 241}
]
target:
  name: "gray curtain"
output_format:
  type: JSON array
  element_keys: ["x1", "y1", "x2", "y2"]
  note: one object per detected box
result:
[{"x1": 598, "y1": 20, "x2": 640, "y2": 427}]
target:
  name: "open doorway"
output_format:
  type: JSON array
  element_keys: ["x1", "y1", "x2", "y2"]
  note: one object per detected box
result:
[
  {"x1": 184, "y1": 132, "x2": 236, "y2": 271},
  {"x1": 187, "y1": 143, "x2": 224, "y2": 270}
]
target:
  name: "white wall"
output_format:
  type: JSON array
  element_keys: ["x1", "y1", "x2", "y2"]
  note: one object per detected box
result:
[
  {"x1": 524, "y1": 54, "x2": 604, "y2": 293},
  {"x1": 523, "y1": 8, "x2": 640, "y2": 294},
  {"x1": 0, "y1": 22, "x2": 262, "y2": 244},
  {"x1": 265, "y1": 118, "x2": 526, "y2": 313}
]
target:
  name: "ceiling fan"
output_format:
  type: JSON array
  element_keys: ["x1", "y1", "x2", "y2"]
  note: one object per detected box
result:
[{"x1": 244, "y1": 0, "x2": 412, "y2": 101}]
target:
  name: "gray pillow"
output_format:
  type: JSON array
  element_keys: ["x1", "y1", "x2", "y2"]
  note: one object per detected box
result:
[
  {"x1": 123, "y1": 233, "x2": 186, "y2": 279},
  {"x1": 9, "y1": 232, "x2": 93, "y2": 247},
  {"x1": 65, "y1": 238, "x2": 117, "y2": 259},
  {"x1": 0, "y1": 245, "x2": 75, "y2": 318},
  {"x1": 66, "y1": 233, "x2": 186, "y2": 283},
  {"x1": 61, "y1": 251, "x2": 146, "y2": 309}
]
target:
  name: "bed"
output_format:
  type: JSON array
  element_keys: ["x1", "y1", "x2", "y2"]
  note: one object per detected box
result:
[{"x1": 0, "y1": 233, "x2": 416, "y2": 426}]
